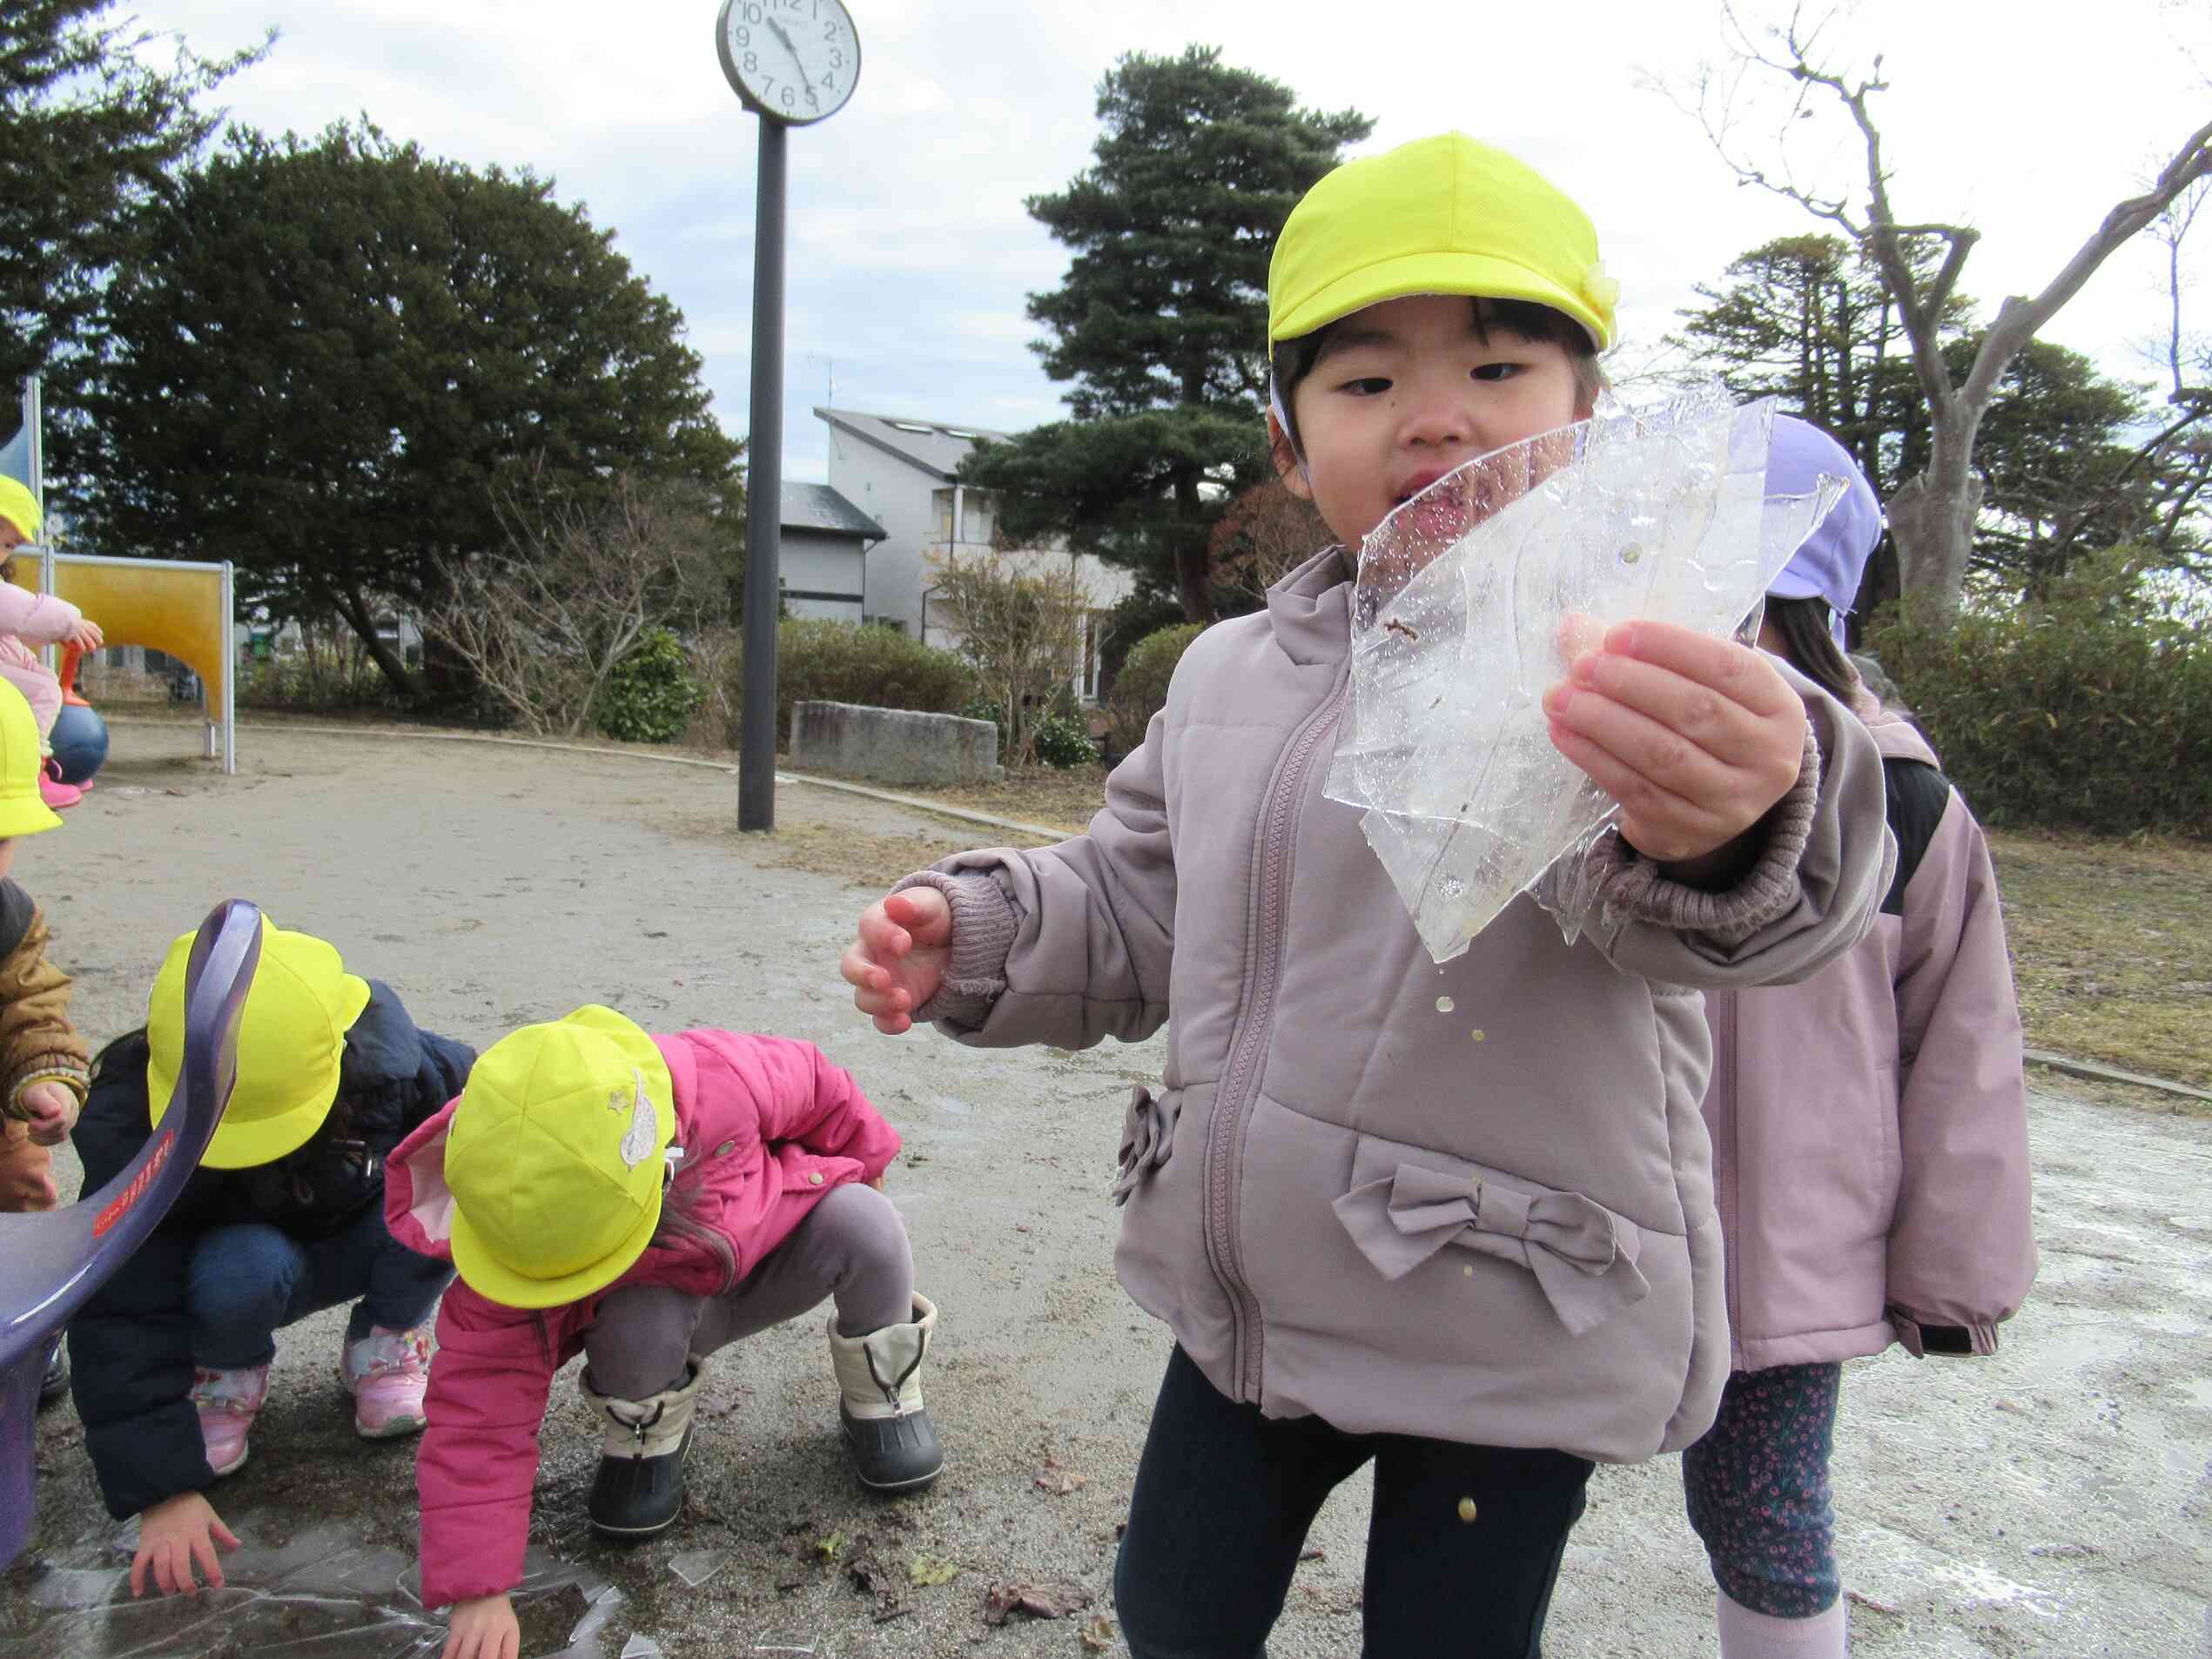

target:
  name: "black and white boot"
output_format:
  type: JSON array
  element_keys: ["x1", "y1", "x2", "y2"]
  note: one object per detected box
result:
[
  {"x1": 828, "y1": 1294, "x2": 943, "y2": 1493},
  {"x1": 580, "y1": 1360, "x2": 704, "y2": 1538}
]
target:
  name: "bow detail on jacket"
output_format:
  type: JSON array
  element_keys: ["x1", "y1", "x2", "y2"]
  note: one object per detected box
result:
[
  {"x1": 1113, "y1": 1085, "x2": 1178, "y2": 1206},
  {"x1": 1332, "y1": 1162, "x2": 1651, "y2": 1336}
]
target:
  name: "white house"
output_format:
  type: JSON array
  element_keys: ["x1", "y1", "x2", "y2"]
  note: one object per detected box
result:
[
  {"x1": 815, "y1": 406, "x2": 1134, "y2": 701},
  {"x1": 777, "y1": 480, "x2": 885, "y2": 622}
]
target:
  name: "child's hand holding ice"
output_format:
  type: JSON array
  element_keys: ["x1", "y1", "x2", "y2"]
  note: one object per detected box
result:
[
  {"x1": 841, "y1": 888, "x2": 952, "y2": 1035},
  {"x1": 1543, "y1": 619, "x2": 1808, "y2": 877}
]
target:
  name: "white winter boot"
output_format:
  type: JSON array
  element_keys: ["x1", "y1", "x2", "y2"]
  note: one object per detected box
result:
[
  {"x1": 827, "y1": 1293, "x2": 943, "y2": 1492},
  {"x1": 580, "y1": 1360, "x2": 705, "y2": 1537}
]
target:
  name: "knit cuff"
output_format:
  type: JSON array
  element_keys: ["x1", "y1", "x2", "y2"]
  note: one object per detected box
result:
[
  {"x1": 1579, "y1": 725, "x2": 1823, "y2": 948},
  {"x1": 7, "y1": 1057, "x2": 91, "y2": 1118},
  {"x1": 889, "y1": 870, "x2": 1021, "y2": 1030}
]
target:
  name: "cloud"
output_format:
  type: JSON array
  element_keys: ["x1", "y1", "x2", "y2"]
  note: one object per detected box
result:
[{"x1": 131, "y1": 0, "x2": 2207, "y2": 487}]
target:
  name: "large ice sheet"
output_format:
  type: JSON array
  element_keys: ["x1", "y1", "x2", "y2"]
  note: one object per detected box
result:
[{"x1": 1323, "y1": 387, "x2": 1843, "y2": 961}]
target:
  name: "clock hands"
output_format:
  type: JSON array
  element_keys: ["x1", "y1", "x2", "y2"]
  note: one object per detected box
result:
[{"x1": 764, "y1": 14, "x2": 806, "y2": 84}]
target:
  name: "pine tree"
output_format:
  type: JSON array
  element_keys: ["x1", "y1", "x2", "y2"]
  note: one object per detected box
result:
[
  {"x1": 62, "y1": 122, "x2": 742, "y2": 702},
  {"x1": 961, "y1": 47, "x2": 1370, "y2": 623},
  {"x1": 0, "y1": 0, "x2": 264, "y2": 389}
]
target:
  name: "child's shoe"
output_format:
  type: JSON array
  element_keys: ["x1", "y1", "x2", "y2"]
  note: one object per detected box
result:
[
  {"x1": 340, "y1": 1322, "x2": 434, "y2": 1439},
  {"x1": 580, "y1": 1360, "x2": 704, "y2": 1538},
  {"x1": 37, "y1": 1333, "x2": 69, "y2": 1407},
  {"x1": 191, "y1": 1362, "x2": 272, "y2": 1476},
  {"x1": 37, "y1": 761, "x2": 80, "y2": 810},
  {"x1": 827, "y1": 1293, "x2": 942, "y2": 1493}
]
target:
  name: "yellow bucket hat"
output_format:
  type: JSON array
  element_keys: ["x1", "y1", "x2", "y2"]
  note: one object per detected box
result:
[
  {"x1": 443, "y1": 1005, "x2": 676, "y2": 1310},
  {"x1": 0, "y1": 476, "x2": 38, "y2": 545},
  {"x1": 0, "y1": 681, "x2": 62, "y2": 838},
  {"x1": 148, "y1": 917, "x2": 373, "y2": 1167},
  {"x1": 1267, "y1": 132, "x2": 1616, "y2": 352}
]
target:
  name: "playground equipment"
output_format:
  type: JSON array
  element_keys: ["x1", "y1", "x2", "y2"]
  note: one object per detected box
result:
[
  {"x1": 0, "y1": 898, "x2": 262, "y2": 1568},
  {"x1": 13, "y1": 551, "x2": 236, "y2": 774},
  {"x1": 46, "y1": 644, "x2": 108, "y2": 787}
]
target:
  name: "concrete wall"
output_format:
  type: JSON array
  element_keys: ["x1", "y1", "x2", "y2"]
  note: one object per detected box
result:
[{"x1": 789, "y1": 700, "x2": 1000, "y2": 786}]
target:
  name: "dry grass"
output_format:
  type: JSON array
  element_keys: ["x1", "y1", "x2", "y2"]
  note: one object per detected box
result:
[
  {"x1": 1987, "y1": 830, "x2": 2212, "y2": 1100},
  {"x1": 888, "y1": 766, "x2": 1111, "y2": 836}
]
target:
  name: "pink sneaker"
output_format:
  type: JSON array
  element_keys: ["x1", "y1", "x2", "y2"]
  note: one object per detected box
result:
[
  {"x1": 191, "y1": 1362, "x2": 271, "y2": 1476},
  {"x1": 37, "y1": 764, "x2": 80, "y2": 810},
  {"x1": 340, "y1": 1323, "x2": 433, "y2": 1439}
]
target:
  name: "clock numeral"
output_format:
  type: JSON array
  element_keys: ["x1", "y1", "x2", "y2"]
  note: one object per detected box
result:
[
  {"x1": 780, "y1": 84, "x2": 796, "y2": 106},
  {"x1": 820, "y1": 70, "x2": 835, "y2": 88},
  {"x1": 738, "y1": 2, "x2": 762, "y2": 21},
  {"x1": 742, "y1": 50, "x2": 756, "y2": 72},
  {"x1": 733, "y1": 24, "x2": 748, "y2": 45},
  {"x1": 823, "y1": 20, "x2": 837, "y2": 40},
  {"x1": 804, "y1": 84, "x2": 819, "y2": 105},
  {"x1": 828, "y1": 49, "x2": 843, "y2": 68}
]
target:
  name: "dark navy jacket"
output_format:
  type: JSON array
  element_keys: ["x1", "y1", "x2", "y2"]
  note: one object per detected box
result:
[{"x1": 67, "y1": 981, "x2": 474, "y2": 1518}]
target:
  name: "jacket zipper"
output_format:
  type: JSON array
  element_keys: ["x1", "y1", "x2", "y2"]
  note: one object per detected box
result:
[
  {"x1": 1205, "y1": 675, "x2": 1348, "y2": 1406},
  {"x1": 1713, "y1": 988, "x2": 1741, "y2": 1365}
]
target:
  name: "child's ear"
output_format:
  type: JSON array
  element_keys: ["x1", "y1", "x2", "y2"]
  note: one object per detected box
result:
[{"x1": 1268, "y1": 414, "x2": 1312, "y2": 500}]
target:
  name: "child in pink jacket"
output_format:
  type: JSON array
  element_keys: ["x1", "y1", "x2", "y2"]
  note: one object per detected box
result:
[
  {"x1": 1684, "y1": 417, "x2": 2036, "y2": 1658},
  {"x1": 0, "y1": 475, "x2": 104, "y2": 810},
  {"x1": 385, "y1": 1004, "x2": 938, "y2": 1659}
]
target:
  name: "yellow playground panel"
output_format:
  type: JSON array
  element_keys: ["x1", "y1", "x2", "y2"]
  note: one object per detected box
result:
[{"x1": 10, "y1": 551, "x2": 236, "y2": 773}]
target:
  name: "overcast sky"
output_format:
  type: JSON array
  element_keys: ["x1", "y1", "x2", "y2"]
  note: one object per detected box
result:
[{"x1": 129, "y1": 0, "x2": 2210, "y2": 485}]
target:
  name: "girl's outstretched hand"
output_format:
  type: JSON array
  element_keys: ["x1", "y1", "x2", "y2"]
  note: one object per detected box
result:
[
  {"x1": 841, "y1": 887, "x2": 953, "y2": 1035},
  {"x1": 1542, "y1": 619, "x2": 1807, "y2": 873},
  {"x1": 131, "y1": 1491, "x2": 239, "y2": 1597},
  {"x1": 443, "y1": 1593, "x2": 519, "y2": 1659}
]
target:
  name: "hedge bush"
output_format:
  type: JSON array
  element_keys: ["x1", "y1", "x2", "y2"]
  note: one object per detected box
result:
[
  {"x1": 718, "y1": 619, "x2": 978, "y2": 745},
  {"x1": 1106, "y1": 622, "x2": 1206, "y2": 755},
  {"x1": 1865, "y1": 552, "x2": 2212, "y2": 836},
  {"x1": 597, "y1": 628, "x2": 702, "y2": 743}
]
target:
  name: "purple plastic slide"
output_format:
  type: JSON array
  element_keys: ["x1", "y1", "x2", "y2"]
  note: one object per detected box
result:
[{"x1": 0, "y1": 898, "x2": 262, "y2": 1567}]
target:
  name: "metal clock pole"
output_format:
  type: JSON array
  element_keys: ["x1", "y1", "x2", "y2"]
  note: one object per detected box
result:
[
  {"x1": 738, "y1": 117, "x2": 787, "y2": 832},
  {"x1": 717, "y1": 0, "x2": 862, "y2": 834}
]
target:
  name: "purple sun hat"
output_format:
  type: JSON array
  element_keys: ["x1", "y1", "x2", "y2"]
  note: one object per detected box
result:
[{"x1": 1766, "y1": 415, "x2": 1883, "y2": 647}]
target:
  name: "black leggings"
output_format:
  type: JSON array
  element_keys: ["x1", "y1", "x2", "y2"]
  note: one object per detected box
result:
[{"x1": 1113, "y1": 1346, "x2": 1594, "y2": 1658}]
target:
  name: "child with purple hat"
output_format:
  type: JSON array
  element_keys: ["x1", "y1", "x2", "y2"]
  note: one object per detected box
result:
[{"x1": 1682, "y1": 414, "x2": 2036, "y2": 1658}]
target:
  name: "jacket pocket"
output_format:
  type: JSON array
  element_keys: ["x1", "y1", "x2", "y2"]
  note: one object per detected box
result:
[
  {"x1": 1331, "y1": 1135, "x2": 1651, "y2": 1337},
  {"x1": 1113, "y1": 1085, "x2": 1179, "y2": 1206}
]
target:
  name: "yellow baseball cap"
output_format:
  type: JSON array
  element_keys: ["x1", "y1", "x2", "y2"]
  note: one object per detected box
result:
[
  {"x1": 147, "y1": 918, "x2": 373, "y2": 1167},
  {"x1": 0, "y1": 680, "x2": 62, "y2": 838},
  {"x1": 443, "y1": 1005, "x2": 676, "y2": 1310},
  {"x1": 0, "y1": 476, "x2": 38, "y2": 545},
  {"x1": 1267, "y1": 132, "x2": 1616, "y2": 352}
]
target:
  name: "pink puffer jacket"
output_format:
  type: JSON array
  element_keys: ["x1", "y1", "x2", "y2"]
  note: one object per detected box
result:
[
  {"x1": 386, "y1": 1028, "x2": 899, "y2": 1609},
  {"x1": 1702, "y1": 715, "x2": 2034, "y2": 1370}
]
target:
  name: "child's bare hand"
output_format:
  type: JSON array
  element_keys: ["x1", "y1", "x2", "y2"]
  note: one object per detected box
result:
[
  {"x1": 131, "y1": 1491, "x2": 239, "y2": 1597},
  {"x1": 1543, "y1": 619, "x2": 1806, "y2": 867},
  {"x1": 1, "y1": 1143, "x2": 56, "y2": 1209},
  {"x1": 19, "y1": 1080, "x2": 78, "y2": 1146},
  {"x1": 840, "y1": 888, "x2": 952, "y2": 1036},
  {"x1": 67, "y1": 619, "x2": 104, "y2": 652},
  {"x1": 442, "y1": 1593, "x2": 519, "y2": 1659}
]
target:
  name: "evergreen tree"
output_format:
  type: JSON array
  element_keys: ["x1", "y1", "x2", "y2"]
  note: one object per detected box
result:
[
  {"x1": 60, "y1": 122, "x2": 742, "y2": 702},
  {"x1": 0, "y1": 0, "x2": 264, "y2": 389},
  {"x1": 960, "y1": 47, "x2": 1369, "y2": 623}
]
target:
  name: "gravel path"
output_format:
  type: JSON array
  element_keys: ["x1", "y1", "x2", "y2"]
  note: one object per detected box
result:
[{"x1": 4, "y1": 722, "x2": 2205, "y2": 1659}]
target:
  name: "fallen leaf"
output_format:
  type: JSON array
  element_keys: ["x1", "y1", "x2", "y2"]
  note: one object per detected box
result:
[
  {"x1": 910, "y1": 1555, "x2": 961, "y2": 1587},
  {"x1": 815, "y1": 1530, "x2": 847, "y2": 1560},
  {"x1": 981, "y1": 1580, "x2": 1094, "y2": 1626},
  {"x1": 1033, "y1": 1469, "x2": 1088, "y2": 1496},
  {"x1": 1079, "y1": 1614, "x2": 1118, "y2": 1650}
]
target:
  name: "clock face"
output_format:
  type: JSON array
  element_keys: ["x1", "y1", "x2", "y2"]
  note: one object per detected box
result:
[{"x1": 716, "y1": 0, "x2": 861, "y2": 127}]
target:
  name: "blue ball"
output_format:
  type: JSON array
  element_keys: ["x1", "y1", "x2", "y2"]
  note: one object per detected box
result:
[{"x1": 48, "y1": 702, "x2": 109, "y2": 786}]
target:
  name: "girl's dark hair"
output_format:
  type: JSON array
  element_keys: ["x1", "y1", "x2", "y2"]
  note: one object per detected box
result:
[
  {"x1": 0, "y1": 554, "x2": 14, "y2": 584},
  {"x1": 652, "y1": 1177, "x2": 736, "y2": 1295},
  {"x1": 1270, "y1": 297, "x2": 1608, "y2": 465},
  {"x1": 1762, "y1": 594, "x2": 1864, "y2": 709}
]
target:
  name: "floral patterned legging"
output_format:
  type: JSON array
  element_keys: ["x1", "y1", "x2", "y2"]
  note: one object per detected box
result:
[{"x1": 1681, "y1": 1361, "x2": 1845, "y2": 1619}]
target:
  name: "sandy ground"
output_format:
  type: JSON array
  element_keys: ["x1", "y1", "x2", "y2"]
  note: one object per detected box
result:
[{"x1": 3, "y1": 721, "x2": 2207, "y2": 1659}]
